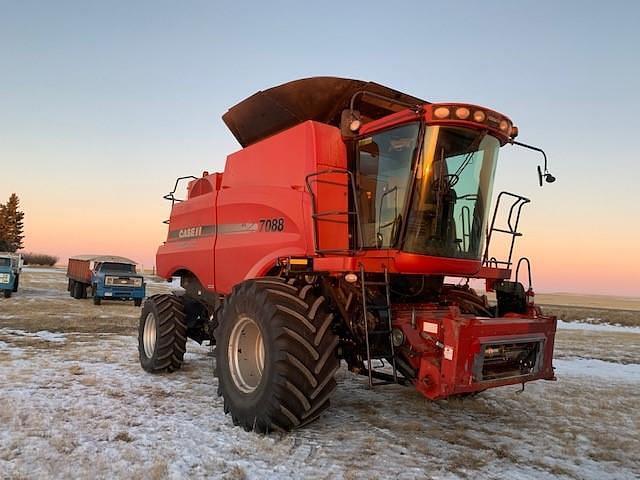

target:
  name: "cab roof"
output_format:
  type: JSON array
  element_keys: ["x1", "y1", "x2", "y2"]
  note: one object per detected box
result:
[{"x1": 222, "y1": 76, "x2": 427, "y2": 147}]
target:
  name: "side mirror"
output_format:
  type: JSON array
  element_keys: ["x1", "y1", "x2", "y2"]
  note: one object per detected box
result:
[
  {"x1": 537, "y1": 165, "x2": 543, "y2": 187},
  {"x1": 537, "y1": 165, "x2": 556, "y2": 187},
  {"x1": 340, "y1": 109, "x2": 362, "y2": 138}
]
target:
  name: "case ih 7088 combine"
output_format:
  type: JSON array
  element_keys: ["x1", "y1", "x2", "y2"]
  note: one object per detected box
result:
[{"x1": 139, "y1": 77, "x2": 558, "y2": 432}]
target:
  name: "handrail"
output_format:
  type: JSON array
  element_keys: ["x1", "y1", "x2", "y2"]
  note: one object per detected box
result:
[
  {"x1": 460, "y1": 205, "x2": 471, "y2": 251},
  {"x1": 515, "y1": 257, "x2": 533, "y2": 290},
  {"x1": 305, "y1": 168, "x2": 363, "y2": 255},
  {"x1": 163, "y1": 176, "x2": 198, "y2": 205},
  {"x1": 483, "y1": 191, "x2": 530, "y2": 269}
]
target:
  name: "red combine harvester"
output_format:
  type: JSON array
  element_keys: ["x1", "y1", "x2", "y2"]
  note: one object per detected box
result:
[{"x1": 139, "y1": 77, "x2": 558, "y2": 432}]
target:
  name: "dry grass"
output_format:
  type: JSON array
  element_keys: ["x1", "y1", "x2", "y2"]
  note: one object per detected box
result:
[
  {"x1": 535, "y1": 292, "x2": 640, "y2": 311},
  {"x1": 0, "y1": 269, "x2": 173, "y2": 335},
  {"x1": 223, "y1": 465, "x2": 247, "y2": 480},
  {"x1": 554, "y1": 329, "x2": 640, "y2": 364},
  {"x1": 68, "y1": 364, "x2": 84, "y2": 375},
  {"x1": 21, "y1": 253, "x2": 59, "y2": 266},
  {"x1": 113, "y1": 431, "x2": 133, "y2": 443},
  {"x1": 543, "y1": 305, "x2": 640, "y2": 327}
]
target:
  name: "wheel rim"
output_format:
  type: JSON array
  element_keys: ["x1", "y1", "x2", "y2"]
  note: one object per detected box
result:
[
  {"x1": 143, "y1": 312, "x2": 157, "y2": 358},
  {"x1": 228, "y1": 315, "x2": 265, "y2": 393}
]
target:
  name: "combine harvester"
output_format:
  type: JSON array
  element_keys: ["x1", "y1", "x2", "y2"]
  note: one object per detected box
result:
[{"x1": 139, "y1": 77, "x2": 558, "y2": 432}]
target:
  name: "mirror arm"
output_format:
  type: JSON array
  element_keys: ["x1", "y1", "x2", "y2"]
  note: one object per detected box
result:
[{"x1": 510, "y1": 140, "x2": 556, "y2": 186}]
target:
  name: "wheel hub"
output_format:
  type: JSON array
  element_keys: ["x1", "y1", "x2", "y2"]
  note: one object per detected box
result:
[
  {"x1": 228, "y1": 315, "x2": 264, "y2": 393},
  {"x1": 143, "y1": 312, "x2": 157, "y2": 358}
]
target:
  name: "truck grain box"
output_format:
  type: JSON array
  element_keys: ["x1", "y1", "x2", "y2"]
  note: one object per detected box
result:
[
  {"x1": 0, "y1": 252, "x2": 22, "y2": 298},
  {"x1": 67, "y1": 255, "x2": 145, "y2": 306}
]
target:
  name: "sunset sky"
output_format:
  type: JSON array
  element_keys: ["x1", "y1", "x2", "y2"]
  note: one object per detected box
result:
[{"x1": 1, "y1": 1, "x2": 639, "y2": 296}]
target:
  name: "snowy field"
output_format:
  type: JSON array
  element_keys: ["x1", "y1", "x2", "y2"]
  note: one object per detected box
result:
[{"x1": 1, "y1": 269, "x2": 638, "y2": 479}]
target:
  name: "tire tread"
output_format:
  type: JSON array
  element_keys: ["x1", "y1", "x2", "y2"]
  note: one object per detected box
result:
[
  {"x1": 138, "y1": 294, "x2": 187, "y2": 373},
  {"x1": 216, "y1": 278, "x2": 339, "y2": 433}
]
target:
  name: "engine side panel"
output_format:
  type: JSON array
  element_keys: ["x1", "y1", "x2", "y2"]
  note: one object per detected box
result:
[{"x1": 214, "y1": 121, "x2": 346, "y2": 293}]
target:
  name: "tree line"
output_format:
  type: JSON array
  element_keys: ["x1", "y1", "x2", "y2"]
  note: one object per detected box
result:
[{"x1": 0, "y1": 194, "x2": 25, "y2": 252}]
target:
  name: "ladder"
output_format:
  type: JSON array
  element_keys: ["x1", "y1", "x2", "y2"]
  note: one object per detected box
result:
[
  {"x1": 359, "y1": 264, "x2": 398, "y2": 387},
  {"x1": 483, "y1": 191, "x2": 530, "y2": 269}
]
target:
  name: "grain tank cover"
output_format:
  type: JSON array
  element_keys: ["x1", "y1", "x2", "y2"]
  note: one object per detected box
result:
[{"x1": 222, "y1": 76, "x2": 427, "y2": 147}]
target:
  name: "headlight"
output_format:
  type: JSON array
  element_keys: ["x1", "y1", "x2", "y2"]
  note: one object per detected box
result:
[
  {"x1": 105, "y1": 276, "x2": 115, "y2": 286},
  {"x1": 473, "y1": 110, "x2": 486, "y2": 122},
  {"x1": 433, "y1": 106, "x2": 450, "y2": 119},
  {"x1": 391, "y1": 328, "x2": 405, "y2": 347},
  {"x1": 0, "y1": 273, "x2": 10, "y2": 284},
  {"x1": 133, "y1": 278, "x2": 143, "y2": 287},
  {"x1": 455, "y1": 107, "x2": 470, "y2": 120}
]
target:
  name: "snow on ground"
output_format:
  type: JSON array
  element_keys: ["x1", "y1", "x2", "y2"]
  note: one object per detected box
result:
[
  {"x1": 1, "y1": 329, "x2": 67, "y2": 343},
  {"x1": 557, "y1": 319, "x2": 640, "y2": 334},
  {"x1": 553, "y1": 357, "x2": 640, "y2": 382},
  {"x1": 1, "y1": 269, "x2": 639, "y2": 479},
  {"x1": 145, "y1": 276, "x2": 184, "y2": 291},
  {"x1": 21, "y1": 267, "x2": 68, "y2": 274}
]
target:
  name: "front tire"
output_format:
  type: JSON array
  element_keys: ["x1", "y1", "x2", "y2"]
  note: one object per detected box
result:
[
  {"x1": 3, "y1": 289, "x2": 11, "y2": 298},
  {"x1": 138, "y1": 294, "x2": 187, "y2": 373},
  {"x1": 215, "y1": 278, "x2": 339, "y2": 433},
  {"x1": 134, "y1": 298, "x2": 142, "y2": 307},
  {"x1": 12, "y1": 275, "x2": 19, "y2": 293}
]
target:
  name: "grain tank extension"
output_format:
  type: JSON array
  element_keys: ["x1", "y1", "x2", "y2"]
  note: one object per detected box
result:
[{"x1": 140, "y1": 77, "x2": 558, "y2": 432}]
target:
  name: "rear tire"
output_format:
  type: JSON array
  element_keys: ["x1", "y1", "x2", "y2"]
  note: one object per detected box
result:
[
  {"x1": 93, "y1": 296, "x2": 102, "y2": 305},
  {"x1": 138, "y1": 294, "x2": 187, "y2": 373},
  {"x1": 73, "y1": 281, "x2": 85, "y2": 299},
  {"x1": 215, "y1": 277, "x2": 339, "y2": 433},
  {"x1": 3, "y1": 289, "x2": 11, "y2": 298},
  {"x1": 12, "y1": 275, "x2": 19, "y2": 293},
  {"x1": 134, "y1": 298, "x2": 142, "y2": 307}
]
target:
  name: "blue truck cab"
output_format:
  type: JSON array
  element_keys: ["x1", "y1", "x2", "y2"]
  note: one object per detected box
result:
[
  {"x1": 67, "y1": 255, "x2": 145, "y2": 306},
  {"x1": 0, "y1": 253, "x2": 22, "y2": 299}
]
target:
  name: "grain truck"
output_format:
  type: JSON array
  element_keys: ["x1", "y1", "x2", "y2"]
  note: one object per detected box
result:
[
  {"x1": 0, "y1": 252, "x2": 22, "y2": 298},
  {"x1": 67, "y1": 255, "x2": 145, "y2": 306}
]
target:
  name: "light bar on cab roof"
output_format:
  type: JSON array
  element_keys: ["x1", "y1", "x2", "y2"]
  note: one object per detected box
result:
[{"x1": 430, "y1": 104, "x2": 517, "y2": 139}]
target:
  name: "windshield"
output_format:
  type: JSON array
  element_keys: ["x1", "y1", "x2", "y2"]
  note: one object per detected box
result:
[
  {"x1": 99, "y1": 262, "x2": 135, "y2": 273},
  {"x1": 403, "y1": 126, "x2": 499, "y2": 259},
  {"x1": 0, "y1": 258, "x2": 10, "y2": 268},
  {"x1": 356, "y1": 122, "x2": 420, "y2": 248}
]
